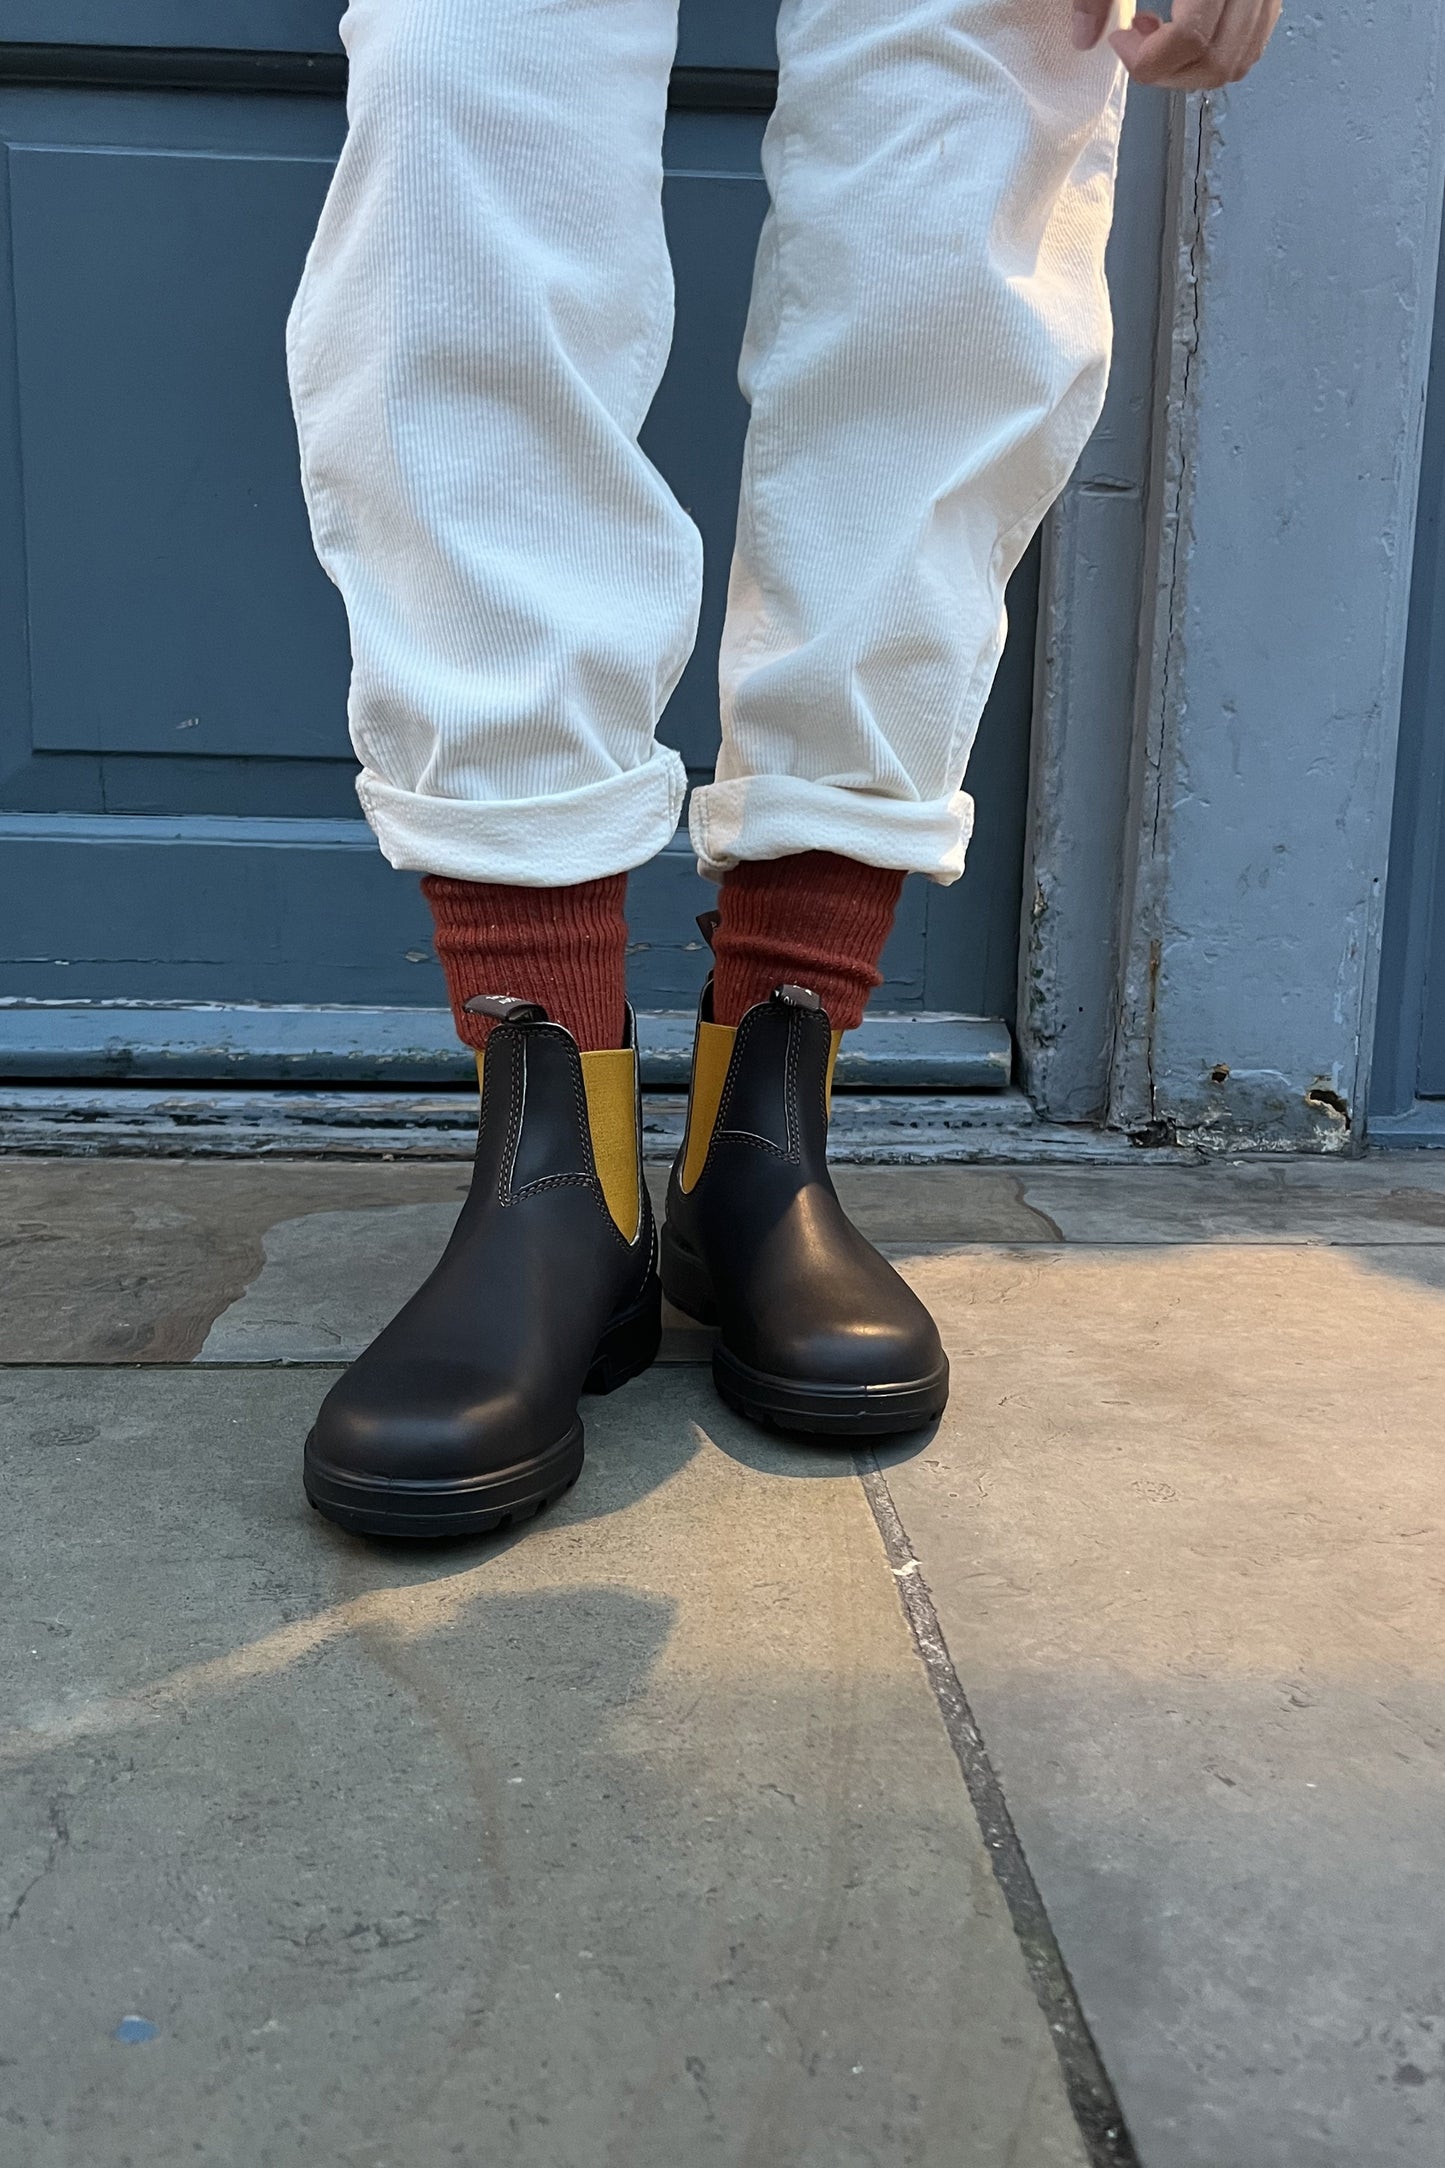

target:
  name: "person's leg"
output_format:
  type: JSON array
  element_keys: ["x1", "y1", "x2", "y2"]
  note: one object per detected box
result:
[
  {"x1": 666, "y1": 0, "x2": 1127, "y2": 1435},
  {"x1": 287, "y1": 0, "x2": 699, "y2": 1051},
  {"x1": 423, "y1": 875, "x2": 629, "y2": 1052},
  {"x1": 710, "y1": 851, "x2": 903, "y2": 1033},
  {"x1": 697, "y1": 0, "x2": 1128, "y2": 1020},
  {"x1": 289, "y1": 0, "x2": 689, "y2": 1534}
]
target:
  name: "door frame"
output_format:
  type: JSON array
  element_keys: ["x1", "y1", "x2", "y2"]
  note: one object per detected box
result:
[{"x1": 1371, "y1": 191, "x2": 1445, "y2": 1146}]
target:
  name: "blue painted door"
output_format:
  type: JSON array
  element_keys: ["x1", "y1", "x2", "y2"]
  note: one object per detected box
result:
[{"x1": 0, "y1": 1, "x2": 1033, "y2": 1081}]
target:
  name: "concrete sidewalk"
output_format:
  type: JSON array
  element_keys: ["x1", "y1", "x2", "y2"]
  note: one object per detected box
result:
[{"x1": 2, "y1": 1155, "x2": 1443, "y2": 2166}]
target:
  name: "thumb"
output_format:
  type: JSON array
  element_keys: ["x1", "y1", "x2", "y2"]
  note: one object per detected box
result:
[{"x1": 1071, "y1": 0, "x2": 1115, "y2": 49}]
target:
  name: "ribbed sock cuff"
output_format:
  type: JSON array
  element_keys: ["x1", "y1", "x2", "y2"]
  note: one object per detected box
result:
[
  {"x1": 422, "y1": 873, "x2": 629, "y2": 1052},
  {"x1": 712, "y1": 853, "x2": 906, "y2": 1034}
]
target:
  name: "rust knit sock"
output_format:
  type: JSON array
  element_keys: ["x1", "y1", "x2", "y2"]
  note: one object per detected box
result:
[
  {"x1": 422, "y1": 873, "x2": 628, "y2": 1053},
  {"x1": 711, "y1": 853, "x2": 906, "y2": 1034}
]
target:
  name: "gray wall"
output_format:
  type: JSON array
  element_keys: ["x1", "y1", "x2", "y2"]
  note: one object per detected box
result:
[{"x1": 1103, "y1": 12, "x2": 1445, "y2": 1150}]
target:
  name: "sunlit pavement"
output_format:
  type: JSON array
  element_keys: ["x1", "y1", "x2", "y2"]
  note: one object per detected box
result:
[{"x1": 3, "y1": 1156, "x2": 1443, "y2": 2167}]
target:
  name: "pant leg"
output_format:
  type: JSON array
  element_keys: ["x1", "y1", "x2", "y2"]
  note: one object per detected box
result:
[
  {"x1": 690, "y1": 0, "x2": 1128, "y2": 883},
  {"x1": 287, "y1": 0, "x2": 700, "y2": 886}
]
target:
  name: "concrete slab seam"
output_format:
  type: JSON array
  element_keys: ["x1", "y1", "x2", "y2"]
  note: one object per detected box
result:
[{"x1": 858, "y1": 1455, "x2": 1141, "y2": 2168}]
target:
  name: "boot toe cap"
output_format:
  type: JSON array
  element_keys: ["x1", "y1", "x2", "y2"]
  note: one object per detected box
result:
[
  {"x1": 761, "y1": 1309, "x2": 946, "y2": 1392},
  {"x1": 310, "y1": 1360, "x2": 555, "y2": 1485}
]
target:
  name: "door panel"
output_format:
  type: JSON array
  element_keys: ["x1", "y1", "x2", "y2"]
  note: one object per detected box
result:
[
  {"x1": 676, "y1": 0, "x2": 779, "y2": 72},
  {"x1": 5, "y1": 1, "x2": 782, "y2": 67},
  {"x1": 11, "y1": 140, "x2": 346, "y2": 763},
  {"x1": 0, "y1": 2, "x2": 1036, "y2": 1080},
  {"x1": 0, "y1": 84, "x2": 355, "y2": 819},
  {"x1": 644, "y1": 118, "x2": 768, "y2": 781},
  {"x1": 2, "y1": 3, "x2": 351, "y2": 47}
]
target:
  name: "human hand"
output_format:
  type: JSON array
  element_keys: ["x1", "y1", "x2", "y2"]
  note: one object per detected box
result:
[{"x1": 1071, "y1": 0, "x2": 1282, "y2": 88}]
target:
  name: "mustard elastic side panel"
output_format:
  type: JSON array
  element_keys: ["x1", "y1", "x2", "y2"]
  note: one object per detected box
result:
[
  {"x1": 680, "y1": 1021, "x2": 736, "y2": 1193},
  {"x1": 826, "y1": 1030, "x2": 842, "y2": 1116},
  {"x1": 580, "y1": 1048, "x2": 641, "y2": 1242}
]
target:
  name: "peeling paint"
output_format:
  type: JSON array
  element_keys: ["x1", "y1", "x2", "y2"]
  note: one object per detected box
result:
[{"x1": 1304, "y1": 1084, "x2": 1351, "y2": 1128}]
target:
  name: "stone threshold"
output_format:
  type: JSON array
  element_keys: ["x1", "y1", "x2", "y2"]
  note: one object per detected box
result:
[{"x1": 0, "y1": 1082, "x2": 1165, "y2": 1165}]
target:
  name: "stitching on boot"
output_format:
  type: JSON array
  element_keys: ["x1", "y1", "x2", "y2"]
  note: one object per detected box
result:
[
  {"x1": 509, "y1": 1027, "x2": 633, "y2": 1255},
  {"x1": 498, "y1": 1035, "x2": 526, "y2": 1207},
  {"x1": 710, "y1": 1009, "x2": 754, "y2": 1140},
  {"x1": 511, "y1": 1039, "x2": 600, "y2": 1206},
  {"x1": 712, "y1": 1007, "x2": 797, "y2": 1164},
  {"x1": 816, "y1": 1016, "x2": 831, "y2": 1138}
]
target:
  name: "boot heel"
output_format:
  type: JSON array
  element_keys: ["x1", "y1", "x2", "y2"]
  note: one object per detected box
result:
[
  {"x1": 584, "y1": 1273, "x2": 662, "y2": 1395},
  {"x1": 659, "y1": 1226, "x2": 720, "y2": 1327}
]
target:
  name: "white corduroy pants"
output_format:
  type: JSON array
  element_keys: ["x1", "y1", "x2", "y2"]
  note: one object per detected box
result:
[{"x1": 287, "y1": 0, "x2": 1128, "y2": 888}]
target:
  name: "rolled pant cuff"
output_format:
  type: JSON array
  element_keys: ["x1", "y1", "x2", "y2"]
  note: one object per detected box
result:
[
  {"x1": 357, "y1": 745, "x2": 688, "y2": 885},
  {"x1": 689, "y1": 775, "x2": 975, "y2": 886}
]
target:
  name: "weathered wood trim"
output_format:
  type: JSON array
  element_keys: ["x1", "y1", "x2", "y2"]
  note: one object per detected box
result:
[{"x1": 1107, "y1": 92, "x2": 1206, "y2": 1140}]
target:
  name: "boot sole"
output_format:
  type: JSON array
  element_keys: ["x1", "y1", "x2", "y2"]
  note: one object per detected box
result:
[
  {"x1": 303, "y1": 1428, "x2": 585, "y2": 1541},
  {"x1": 303, "y1": 1274, "x2": 661, "y2": 1539},
  {"x1": 661, "y1": 1230, "x2": 949, "y2": 1439},
  {"x1": 712, "y1": 1346, "x2": 950, "y2": 1439}
]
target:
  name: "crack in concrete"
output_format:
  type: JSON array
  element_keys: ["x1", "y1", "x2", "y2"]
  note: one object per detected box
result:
[
  {"x1": 858, "y1": 1458, "x2": 1139, "y2": 2168},
  {"x1": 4, "y1": 1793, "x2": 71, "y2": 1934}
]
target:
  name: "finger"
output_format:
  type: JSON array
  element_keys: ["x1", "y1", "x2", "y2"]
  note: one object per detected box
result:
[
  {"x1": 1110, "y1": 15, "x2": 1223, "y2": 88},
  {"x1": 1107, "y1": 7, "x2": 1165, "y2": 67},
  {"x1": 1208, "y1": 0, "x2": 1273, "y2": 83},
  {"x1": 1117, "y1": 0, "x2": 1278, "y2": 88},
  {"x1": 1159, "y1": 0, "x2": 1229, "y2": 46},
  {"x1": 1237, "y1": 0, "x2": 1283, "y2": 77},
  {"x1": 1071, "y1": 0, "x2": 1114, "y2": 51},
  {"x1": 1111, "y1": 0, "x2": 1244, "y2": 86}
]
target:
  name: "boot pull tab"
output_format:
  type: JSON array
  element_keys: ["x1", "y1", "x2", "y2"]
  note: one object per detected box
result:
[
  {"x1": 464, "y1": 994, "x2": 550, "y2": 1026},
  {"x1": 774, "y1": 983, "x2": 823, "y2": 1011},
  {"x1": 695, "y1": 909, "x2": 721, "y2": 953}
]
